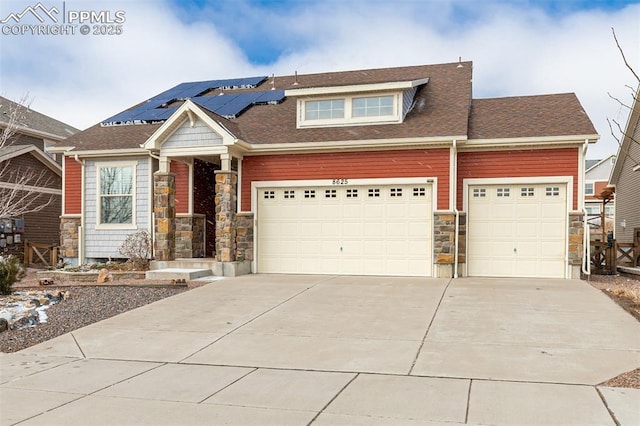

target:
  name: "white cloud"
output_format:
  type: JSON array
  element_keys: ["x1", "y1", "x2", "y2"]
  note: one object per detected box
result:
[{"x1": 1, "y1": 0, "x2": 638, "y2": 159}]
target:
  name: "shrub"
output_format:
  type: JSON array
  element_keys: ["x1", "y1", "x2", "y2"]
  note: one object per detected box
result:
[
  {"x1": 118, "y1": 230, "x2": 152, "y2": 270},
  {"x1": 0, "y1": 255, "x2": 21, "y2": 295}
]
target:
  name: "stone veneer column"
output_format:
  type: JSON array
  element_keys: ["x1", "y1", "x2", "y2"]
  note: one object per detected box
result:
[
  {"x1": 153, "y1": 172, "x2": 175, "y2": 261},
  {"x1": 433, "y1": 212, "x2": 467, "y2": 278},
  {"x1": 568, "y1": 212, "x2": 584, "y2": 279},
  {"x1": 215, "y1": 170, "x2": 237, "y2": 262},
  {"x1": 236, "y1": 212, "x2": 254, "y2": 262},
  {"x1": 60, "y1": 216, "x2": 81, "y2": 258}
]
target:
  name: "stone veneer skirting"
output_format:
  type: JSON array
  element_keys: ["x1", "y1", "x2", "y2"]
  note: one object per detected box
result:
[
  {"x1": 60, "y1": 215, "x2": 81, "y2": 258},
  {"x1": 236, "y1": 212, "x2": 254, "y2": 262},
  {"x1": 175, "y1": 214, "x2": 205, "y2": 258}
]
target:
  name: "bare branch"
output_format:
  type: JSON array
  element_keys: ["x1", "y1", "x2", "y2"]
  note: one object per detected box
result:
[
  {"x1": 0, "y1": 94, "x2": 58, "y2": 219},
  {"x1": 608, "y1": 117, "x2": 640, "y2": 164},
  {"x1": 612, "y1": 27, "x2": 640, "y2": 85}
]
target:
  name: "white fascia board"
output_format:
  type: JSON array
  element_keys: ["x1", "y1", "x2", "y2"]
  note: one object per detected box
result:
[
  {"x1": 284, "y1": 78, "x2": 429, "y2": 97},
  {"x1": 47, "y1": 145, "x2": 75, "y2": 154},
  {"x1": 461, "y1": 134, "x2": 599, "y2": 150},
  {"x1": 157, "y1": 146, "x2": 229, "y2": 158},
  {"x1": 242, "y1": 135, "x2": 465, "y2": 154},
  {"x1": 0, "y1": 145, "x2": 62, "y2": 175},
  {"x1": 5, "y1": 124, "x2": 76, "y2": 142},
  {"x1": 62, "y1": 148, "x2": 149, "y2": 157}
]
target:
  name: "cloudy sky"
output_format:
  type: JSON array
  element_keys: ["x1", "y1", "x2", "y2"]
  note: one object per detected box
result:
[{"x1": 1, "y1": 0, "x2": 638, "y2": 159}]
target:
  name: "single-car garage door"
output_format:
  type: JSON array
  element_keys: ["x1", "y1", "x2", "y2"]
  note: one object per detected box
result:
[
  {"x1": 467, "y1": 183, "x2": 567, "y2": 278},
  {"x1": 257, "y1": 183, "x2": 433, "y2": 276}
]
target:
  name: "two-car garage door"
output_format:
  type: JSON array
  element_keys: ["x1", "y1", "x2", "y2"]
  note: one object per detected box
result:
[
  {"x1": 257, "y1": 182, "x2": 433, "y2": 276},
  {"x1": 467, "y1": 183, "x2": 568, "y2": 278}
]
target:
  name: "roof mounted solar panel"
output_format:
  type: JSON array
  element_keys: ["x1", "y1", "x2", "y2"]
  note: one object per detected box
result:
[
  {"x1": 192, "y1": 94, "x2": 239, "y2": 112},
  {"x1": 134, "y1": 107, "x2": 179, "y2": 121},
  {"x1": 255, "y1": 90, "x2": 285, "y2": 103},
  {"x1": 237, "y1": 76, "x2": 268, "y2": 88}
]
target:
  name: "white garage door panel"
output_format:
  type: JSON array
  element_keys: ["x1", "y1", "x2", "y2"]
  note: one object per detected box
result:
[
  {"x1": 468, "y1": 183, "x2": 567, "y2": 278},
  {"x1": 257, "y1": 183, "x2": 433, "y2": 276}
]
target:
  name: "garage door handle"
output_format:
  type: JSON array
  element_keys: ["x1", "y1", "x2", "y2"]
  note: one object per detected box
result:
[{"x1": 514, "y1": 248, "x2": 517, "y2": 253}]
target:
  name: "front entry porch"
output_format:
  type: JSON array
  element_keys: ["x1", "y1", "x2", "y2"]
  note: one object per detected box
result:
[{"x1": 151, "y1": 154, "x2": 253, "y2": 278}]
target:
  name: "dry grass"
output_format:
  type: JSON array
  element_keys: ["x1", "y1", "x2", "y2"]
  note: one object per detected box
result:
[{"x1": 588, "y1": 271, "x2": 640, "y2": 389}]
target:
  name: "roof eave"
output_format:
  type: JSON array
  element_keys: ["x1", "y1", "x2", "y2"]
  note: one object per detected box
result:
[
  {"x1": 462, "y1": 134, "x2": 599, "y2": 150},
  {"x1": 610, "y1": 86, "x2": 640, "y2": 184},
  {"x1": 284, "y1": 78, "x2": 430, "y2": 97},
  {"x1": 62, "y1": 148, "x2": 149, "y2": 158}
]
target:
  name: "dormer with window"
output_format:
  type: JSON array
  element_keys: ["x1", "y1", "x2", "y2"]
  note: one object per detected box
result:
[{"x1": 285, "y1": 78, "x2": 428, "y2": 129}]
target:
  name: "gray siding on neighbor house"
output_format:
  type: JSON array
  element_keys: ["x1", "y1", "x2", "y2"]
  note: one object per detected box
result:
[
  {"x1": 586, "y1": 158, "x2": 614, "y2": 181},
  {"x1": 162, "y1": 118, "x2": 223, "y2": 148},
  {"x1": 615, "y1": 120, "x2": 640, "y2": 243},
  {"x1": 84, "y1": 157, "x2": 151, "y2": 259}
]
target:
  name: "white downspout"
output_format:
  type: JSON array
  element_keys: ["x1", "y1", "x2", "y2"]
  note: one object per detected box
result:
[
  {"x1": 581, "y1": 139, "x2": 591, "y2": 276},
  {"x1": 73, "y1": 154, "x2": 85, "y2": 265},
  {"x1": 452, "y1": 139, "x2": 460, "y2": 278}
]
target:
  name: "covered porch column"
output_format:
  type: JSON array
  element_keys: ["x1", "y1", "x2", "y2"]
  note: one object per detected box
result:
[
  {"x1": 154, "y1": 157, "x2": 175, "y2": 261},
  {"x1": 215, "y1": 153, "x2": 236, "y2": 262}
]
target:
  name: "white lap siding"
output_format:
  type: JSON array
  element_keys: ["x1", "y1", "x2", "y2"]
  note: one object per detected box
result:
[{"x1": 84, "y1": 157, "x2": 151, "y2": 259}]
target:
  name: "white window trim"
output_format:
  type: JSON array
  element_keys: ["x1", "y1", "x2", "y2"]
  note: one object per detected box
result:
[
  {"x1": 584, "y1": 180, "x2": 595, "y2": 195},
  {"x1": 95, "y1": 161, "x2": 137, "y2": 230},
  {"x1": 297, "y1": 92, "x2": 402, "y2": 128}
]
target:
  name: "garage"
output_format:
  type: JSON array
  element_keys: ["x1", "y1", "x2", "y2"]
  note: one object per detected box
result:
[
  {"x1": 467, "y1": 183, "x2": 567, "y2": 278},
  {"x1": 256, "y1": 182, "x2": 433, "y2": 276}
]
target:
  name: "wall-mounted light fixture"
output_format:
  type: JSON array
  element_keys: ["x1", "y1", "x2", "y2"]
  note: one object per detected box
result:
[{"x1": 621, "y1": 219, "x2": 626, "y2": 229}]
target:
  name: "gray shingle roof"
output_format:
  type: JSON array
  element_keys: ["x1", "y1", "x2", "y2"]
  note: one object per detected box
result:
[
  {"x1": 0, "y1": 96, "x2": 79, "y2": 140},
  {"x1": 63, "y1": 62, "x2": 598, "y2": 152}
]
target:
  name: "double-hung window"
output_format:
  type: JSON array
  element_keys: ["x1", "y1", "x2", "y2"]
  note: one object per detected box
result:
[{"x1": 98, "y1": 163, "x2": 135, "y2": 226}]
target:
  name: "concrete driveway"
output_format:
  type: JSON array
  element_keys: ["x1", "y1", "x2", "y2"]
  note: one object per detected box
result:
[{"x1": 1, "y1": 275, "x2": 639, "y2": 425}]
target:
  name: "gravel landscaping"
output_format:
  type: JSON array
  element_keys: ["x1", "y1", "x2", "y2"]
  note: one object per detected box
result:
[{"x1": 0, "y1": 285, "x2": 188, "y2": 353}]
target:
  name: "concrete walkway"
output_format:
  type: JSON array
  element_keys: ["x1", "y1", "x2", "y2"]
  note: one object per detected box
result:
[{"x1": 1, "y1": 275, "x2": 639, "y2": 425}]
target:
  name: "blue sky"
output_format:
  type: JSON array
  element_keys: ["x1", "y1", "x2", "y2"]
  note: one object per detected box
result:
[{"x1": 1, "y1": 0, "x2": 639, "y2": 159}]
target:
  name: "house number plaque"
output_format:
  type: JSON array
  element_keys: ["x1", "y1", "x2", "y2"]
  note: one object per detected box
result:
[{"x1": 332, "y1": 179, "x2": 349, "y2": 185}]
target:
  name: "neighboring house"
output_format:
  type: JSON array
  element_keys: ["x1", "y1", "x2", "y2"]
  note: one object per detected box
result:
[
  {"x1": 584, "y1": 155, "x2": 615, "y2": 229},
  {"x1": 0, "y1": 96, "x2": 79, "y2": 261},
  {"x1": 52, "y1": 62, "x2": 598, "y2": 279},
  {"x1": 610, "y1": 86, "x2": 640, "y2": 245}
]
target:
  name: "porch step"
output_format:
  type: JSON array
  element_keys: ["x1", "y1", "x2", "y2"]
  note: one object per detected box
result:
[{"x1": 145, "y1": 268, "x2": 213, "y2": 281}]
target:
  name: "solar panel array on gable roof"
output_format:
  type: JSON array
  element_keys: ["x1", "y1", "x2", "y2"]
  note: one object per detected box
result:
[
  {"x1": 192, "y1": 91, "x2": 285, "y2": 119},
  {"x1": 101, "y1": 76, "x2": 277, "y2": 125}
]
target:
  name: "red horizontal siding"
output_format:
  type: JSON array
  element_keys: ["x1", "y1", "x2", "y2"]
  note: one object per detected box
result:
[
  {"x1": 241, "y1": 148, "x2": 450, "y2": 211},
  {"x1": 171, "y1": 161, "x2": 190, "y2": 214},
  {"x1": 64, "y1": 156, "x2": 81, "y2": 215},
  {"x1": 457, "y1": 148, "x2": 579, "y2": 210}
]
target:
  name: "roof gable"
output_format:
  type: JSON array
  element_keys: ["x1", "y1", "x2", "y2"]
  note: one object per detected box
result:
[
  {"x1": 0, "y1": 145, "x2": 62, "y2": 175},
  {"x1": 144, "y1": 100, "x2": 237, "y2": 151}
]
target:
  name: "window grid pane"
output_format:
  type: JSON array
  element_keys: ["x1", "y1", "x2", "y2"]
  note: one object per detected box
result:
[
  {"x1": 352, "y1": 95, "x2": 394, "y2": 117},
  {"x1": 99, "y1": 166, "x2": 133, "y2": 224},
  {"x1": 305, "y1": 99, "x2": 345, "y2": 120}
]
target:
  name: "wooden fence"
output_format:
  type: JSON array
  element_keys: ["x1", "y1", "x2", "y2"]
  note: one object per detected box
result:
[
  {"x1": 23, "y1": 241, "x2": 58, "y2": 268},
  {"x1": 590, "y1": 227, "x2": 640, "y2": 273}
]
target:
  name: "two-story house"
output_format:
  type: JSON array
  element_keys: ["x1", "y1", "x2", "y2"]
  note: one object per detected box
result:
[{"x1": 51, "y1": 62, "x2": 598, "y2": 279}]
